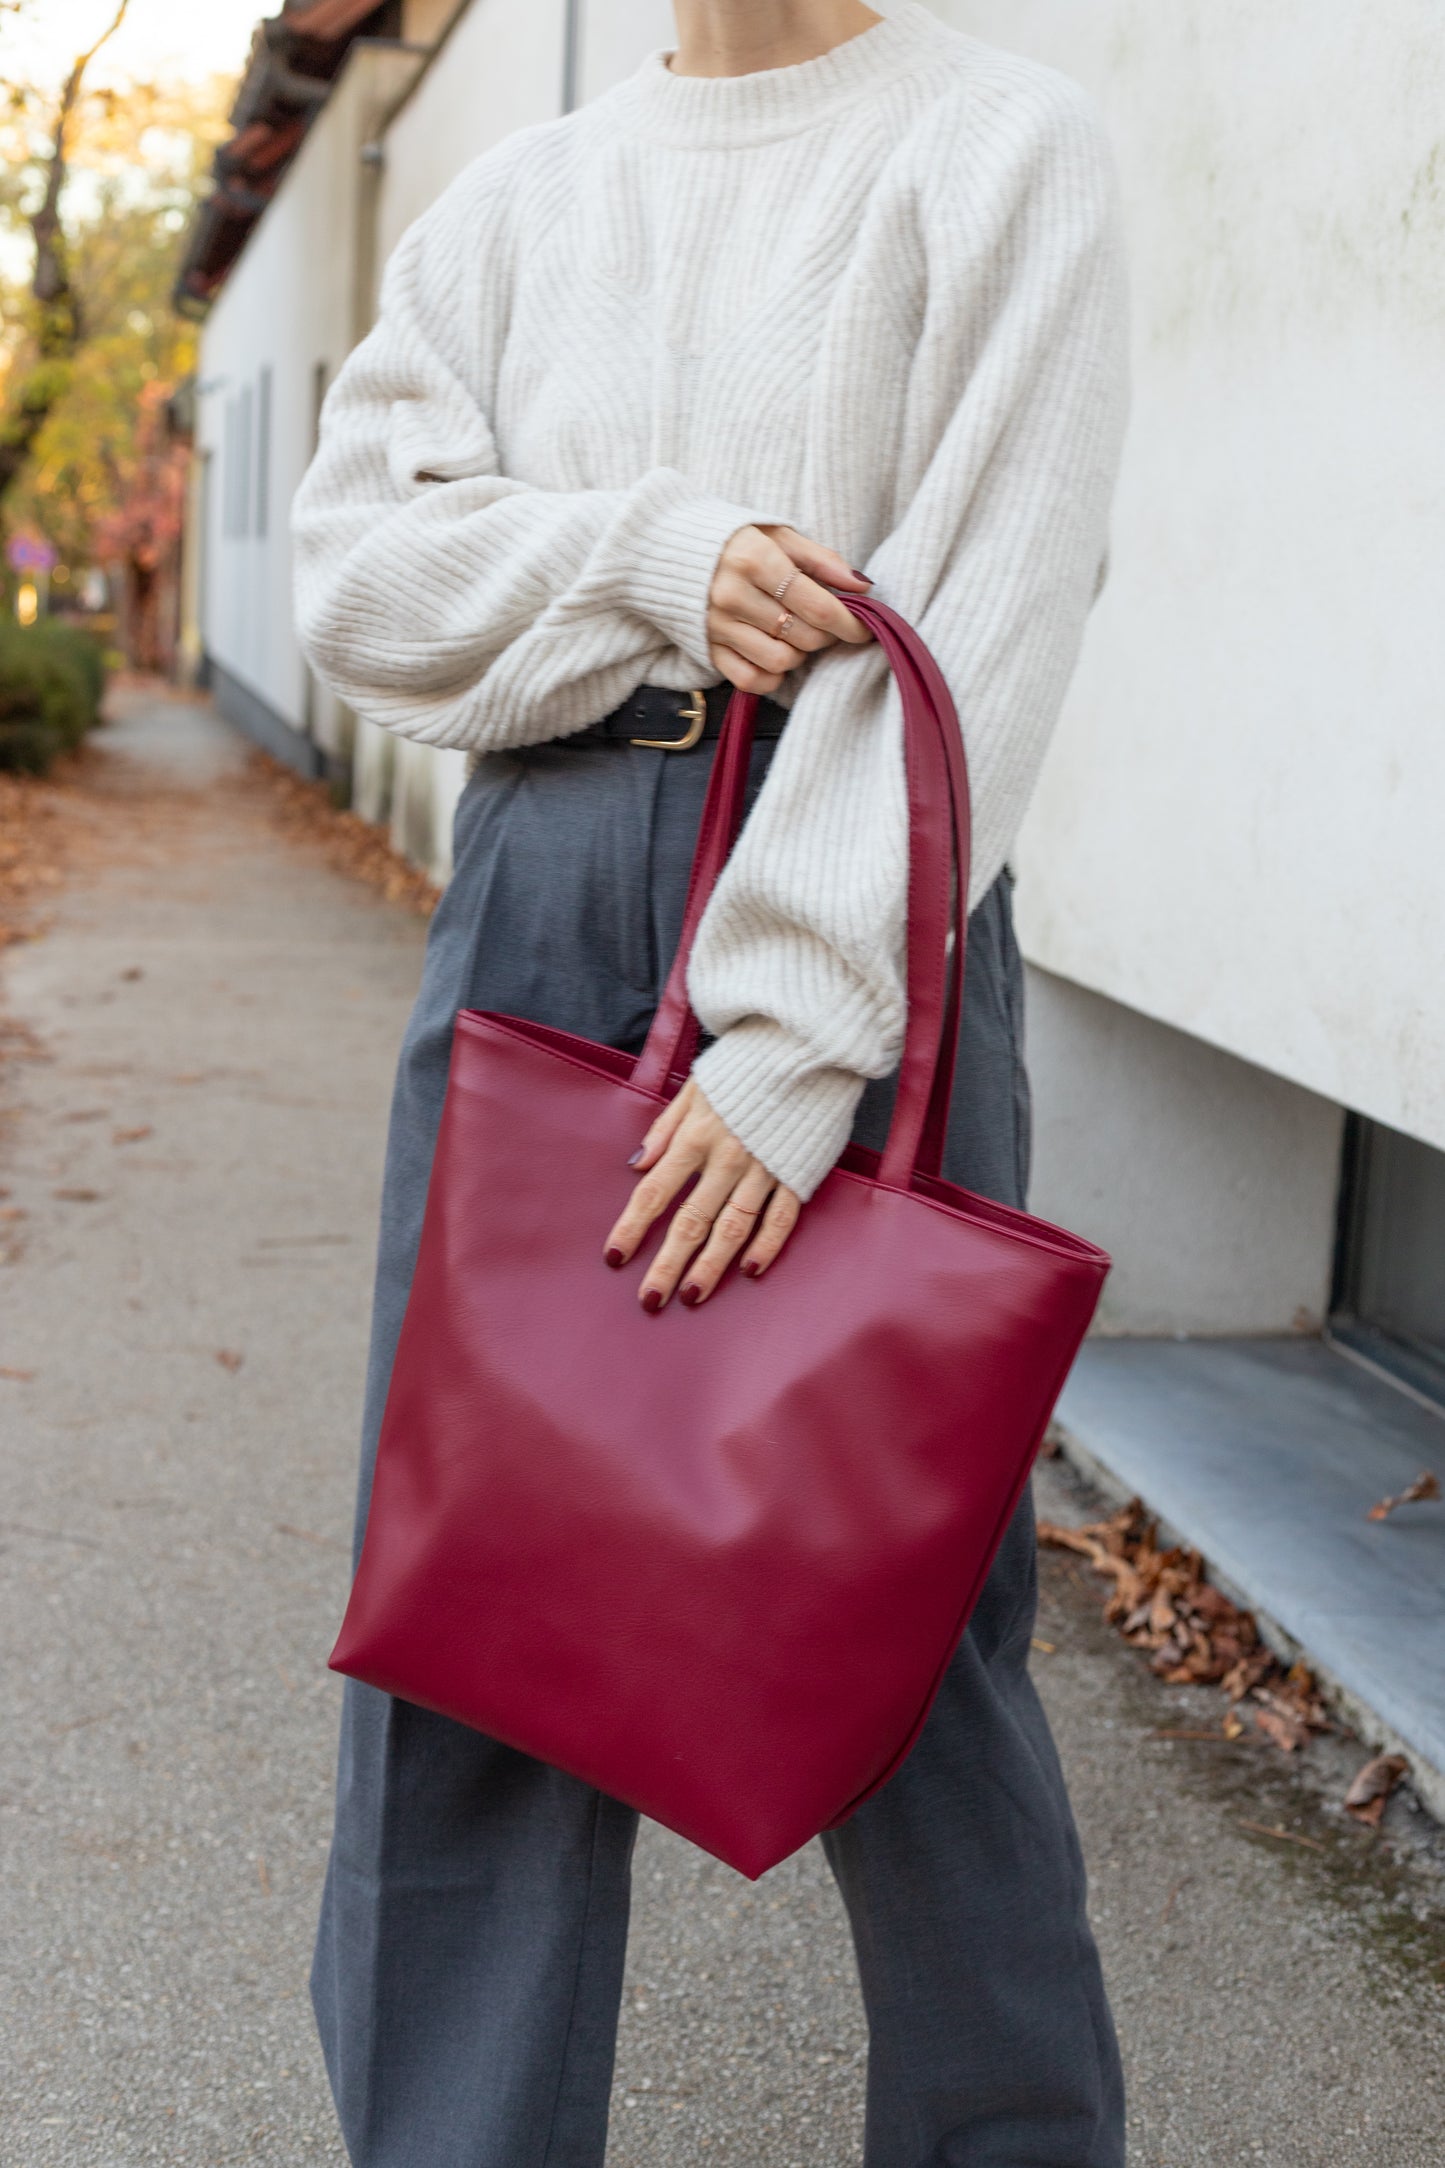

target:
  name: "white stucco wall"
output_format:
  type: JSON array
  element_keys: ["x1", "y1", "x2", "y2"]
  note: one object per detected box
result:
[
  {"x1": 937, "y1": 0, "x2": 1445, "y2": 1154},
  {"x1": 196, "y1": 43, "x2": 424, "y2": 756},
  {"x1": 1025, "y1": 967, "x2": 1345, "y2": 1337},
  {"x1": 374, "y1": 0, "x2": 568, "y2": 266}
]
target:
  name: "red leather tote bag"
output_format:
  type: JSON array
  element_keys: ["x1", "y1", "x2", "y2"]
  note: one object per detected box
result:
[{"x1": 330, "y1": 599, "x2": 1109, "y2": 1880}]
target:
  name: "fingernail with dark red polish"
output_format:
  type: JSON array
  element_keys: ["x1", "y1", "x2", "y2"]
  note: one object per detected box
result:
[
  {"x1": 680, "y1": 1283, "x2": 704, "y2": 1307},
  {"x1": 605, "y1": 1247, "x2": 625, "y2": 1269},
  {"x1": 626, "y1": 1148, "x2": 645, "y2": 1167},
  {"x1": 641, "y1": 1288, "x2": 664, "y2": 1314},
  {"x1": 851, "y1": 569, "x2": 873, "y2": 584},
  {"x1": 741, "y1": 1260, "x2": 761, "y2": 1278}
]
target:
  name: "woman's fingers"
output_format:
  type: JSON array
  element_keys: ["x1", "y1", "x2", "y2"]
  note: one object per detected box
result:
[
  {"x1": 767, "y1": 528, "x2": 875, "y2": 644},
  {"x1": 712, "y1": 645, "x2": 785, "y2": 697},
  {"x1": 713, "y1": 564, "x2": 835, "y2": 649},
  {"x1": 675, "y1": 1163, "x2": 777, "y2": 1304},
  {"x1": 604, "y1": 1074, "x2": 803, "y2": 1309},
  {"x1": 628, "y1": 1083, "x2": 692, "y2": 1174},
  {"x1": 638, "y1": 1145, "x2": 756, "y2": 1309},
  {"x1": 603, "y1": 1124, "x2": 707, "y2": 1267},
  {"x1": 739, "y1": 1185, "x2": 803, "y2": 1279},
  {"x1": 706, "y1": 608, "x2": 810, "y2": 679},
  {"x1": 707, "y1": 526, "x2": 874, "y2": 688},
  {"x1": 724, "y1": 555, "x2": 873, "y2": 650},
  {"x1": 771, "y1": 526, "x2": 871, "y2": 596}
]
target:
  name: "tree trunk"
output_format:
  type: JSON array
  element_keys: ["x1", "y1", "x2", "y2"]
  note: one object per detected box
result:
[{"x1": 0, "y1": 0, "x2": 132, "y2": 506}]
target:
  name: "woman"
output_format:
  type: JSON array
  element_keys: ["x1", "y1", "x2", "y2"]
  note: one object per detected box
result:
[{"x1": 293, "y1": 1, "x2": 1130, "y2": 2160}]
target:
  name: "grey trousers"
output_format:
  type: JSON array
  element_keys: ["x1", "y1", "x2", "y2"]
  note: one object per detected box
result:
[{"x1": 314, "y1": 732, "x2": 1126, "y2": 2168}]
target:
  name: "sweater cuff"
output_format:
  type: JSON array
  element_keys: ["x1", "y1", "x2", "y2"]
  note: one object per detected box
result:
[
  {"x1": 622, "y1": 488, "x2": 770, "y2": 675},
  {"x1": 692, "y1": 1020, "x2": 867, "y2": 1203}
]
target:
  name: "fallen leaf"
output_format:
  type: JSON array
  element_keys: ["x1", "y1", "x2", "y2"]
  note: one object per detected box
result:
[
  {"x1": 214, "y1": 1348, "x2": 244, "y2": 1373},
  {"x1": 1222, "y1": 1649, "x2": 1274, "y2": 1702},
  {"x1": 0, "y1": 1205, "x2": 26, "y2": 1222},
  {"x1": 1030, "y1": 1637, "x2": 1057, "y2": 1655},
  {"x1": 1344, "y1": 1752, "x2": 1409, "y2": 1827},
  {"x1": 1254, "y1": 1702, "x2": 1311, "y2": 1753},
  {"x1": 1036, "y1": 1521, "x2": 1106, "y2": 1561},
  {"x1": 61, "y1": 1107, "x2": 109, "y2": 1123},
  {"x1": 52, "y1": 1187, "x2": 103, "y2": 1203},
  {"x1": 1040, "y1": 1500, "x2": 1329, "y2": 1750},
  {"x1": 0, "y1": 1366, "x2": 35, "y2": 1382},
  {"x1": 119, "y1": 967, "x2": 144, "y2": 982},
  {"x1": 112, "y1": 1125, "x2": 153, "y2": 1145},
  {"x1": 172, "y1": 1072, "x2": 205, "y2": 1085},
  {"x1": 1367, "y1": 1472, "x2": 1441, "y2": 1522}
]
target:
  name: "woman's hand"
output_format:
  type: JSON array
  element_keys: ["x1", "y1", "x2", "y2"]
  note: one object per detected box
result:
[
  {"x1": 603, "y1": 1079, "x2": 801, "y2": 1311},
  {"x1": 708, "y1": 525, "x2": 873, "y2": 694}
]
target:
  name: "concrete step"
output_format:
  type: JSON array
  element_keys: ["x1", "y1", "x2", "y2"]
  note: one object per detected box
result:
[{"x1": 1054, "y1": 1336, "x2": 1445, "y2": 1818}]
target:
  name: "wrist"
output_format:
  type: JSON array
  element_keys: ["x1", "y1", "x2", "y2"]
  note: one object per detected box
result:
[{"x1": 691, "y1": 1022, "x2": 866, "y2": 1203}]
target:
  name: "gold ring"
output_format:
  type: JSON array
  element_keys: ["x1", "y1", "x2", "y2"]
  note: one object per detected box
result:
[
  {"x1": 774, "y1": 610, "x2": 796, "y2": 639},
  {"x1": 772, "y1": 571, "x2": 797, "y2": 604}
]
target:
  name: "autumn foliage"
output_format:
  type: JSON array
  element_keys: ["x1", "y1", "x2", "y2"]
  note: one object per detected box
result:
[
  {"x1": 1038, "y1": 1501, "x2": 1332, "y2": 1753},
  {"x1": 1, "y1": 8, "x2": 230, "y2": 666}
]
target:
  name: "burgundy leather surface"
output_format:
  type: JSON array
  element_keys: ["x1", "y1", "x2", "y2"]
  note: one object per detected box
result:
[{"x1": 330, "y1": 601, "x2": 1110, "y2": 1880}]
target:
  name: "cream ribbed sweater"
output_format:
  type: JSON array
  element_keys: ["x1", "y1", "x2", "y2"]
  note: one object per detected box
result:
[{"x1": 292, "y1": 1, "x2": 1129, "y2": 1199}]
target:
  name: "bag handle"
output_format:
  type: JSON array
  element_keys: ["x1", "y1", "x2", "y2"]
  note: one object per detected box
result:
[{"x1": 631, "y1": 597, "x2": 971, "y2": 1190}]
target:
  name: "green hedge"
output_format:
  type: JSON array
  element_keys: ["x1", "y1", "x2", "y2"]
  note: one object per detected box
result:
[{"x1": 0, "y1": 619, "x2": 106, "y2": 774}]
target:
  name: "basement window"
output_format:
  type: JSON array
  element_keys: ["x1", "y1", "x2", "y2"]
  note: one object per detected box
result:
[{"x1": 1331, "y1": 1115, "x2": 1445, "y2": 1411}]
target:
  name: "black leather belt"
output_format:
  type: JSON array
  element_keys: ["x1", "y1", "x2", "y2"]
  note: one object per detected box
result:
[{"x1": 577, "y1": 682, "x2": 790, "y2": 750}]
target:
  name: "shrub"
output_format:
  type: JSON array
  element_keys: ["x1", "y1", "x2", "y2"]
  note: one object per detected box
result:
[{"x1": 0, "y1": 619, "x2": 106, "y2": 774}]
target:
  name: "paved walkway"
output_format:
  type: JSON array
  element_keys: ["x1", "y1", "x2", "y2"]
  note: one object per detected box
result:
[{"x1": 1, "y1": 690, "x2": 1442, "y2": 2168}]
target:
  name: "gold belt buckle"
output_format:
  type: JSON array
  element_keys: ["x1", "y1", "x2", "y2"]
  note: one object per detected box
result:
[{"x1": 631, "y1": 689, "x2": 708, "y2": 751}]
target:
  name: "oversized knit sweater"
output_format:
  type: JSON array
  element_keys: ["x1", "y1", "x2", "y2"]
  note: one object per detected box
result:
[{"x1": 292, "y1": 0, "x2": 1129, "y2": 1199}]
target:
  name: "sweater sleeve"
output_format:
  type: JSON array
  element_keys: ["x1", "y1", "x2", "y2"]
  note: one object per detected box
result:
[
  {"x1": 291, "y1": 159, "x2": 769, "y2": 751},
  {"x1": 687, "y1": 82, "x2": 1131, "y2": 1200}
]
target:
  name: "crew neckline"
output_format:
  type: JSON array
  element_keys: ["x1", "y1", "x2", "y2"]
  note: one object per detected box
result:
[{"x1": 623, "y1": 2, "x2": 952, "y2": 147}]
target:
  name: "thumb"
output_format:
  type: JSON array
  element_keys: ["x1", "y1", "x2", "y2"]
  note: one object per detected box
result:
[{"x1": 770, "y1": 526, "x2": 872, "y2": 593}]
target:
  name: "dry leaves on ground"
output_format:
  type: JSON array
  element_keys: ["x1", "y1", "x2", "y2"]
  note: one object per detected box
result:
[
  {"x1": 0, "y1": 766, "x2": 74, "y2": 951},
  {"x1": 1037, "y1": 1500, "x2": 1331, "y2": 1753},
  {"x1": 249, "y1": 753, "x2": 440, "y2": 918},
  {"x1": 1344, "y1": 1752, "x2": 1410, "y2": 1828},
  {"x1": 1366, "y1": 1471, "x2": 1441, "y2": 1521}
]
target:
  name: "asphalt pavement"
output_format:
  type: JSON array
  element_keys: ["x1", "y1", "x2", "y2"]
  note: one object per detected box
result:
[{"x1": 2, "y1": 689, "x2": 1442, "y2": 2168}]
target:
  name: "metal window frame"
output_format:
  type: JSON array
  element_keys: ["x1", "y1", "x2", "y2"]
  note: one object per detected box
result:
[{"x1": 1329, "y1": 1111, "x2": 1445, "y2": 1415}]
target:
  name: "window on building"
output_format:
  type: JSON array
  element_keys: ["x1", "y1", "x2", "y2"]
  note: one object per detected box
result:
[
  {"x1": 1332, "y1": 1117, "x2": 1445, "y2": 1408},
  {"x1": 236, "y1": 384, "x2": 253, "y2": 538},
  {"x1": 222, "y1": 400, "x2": 237, "y2": 537},
  {"x1": 256, "y1": 365, "x2": 273, "y2": 540}
]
